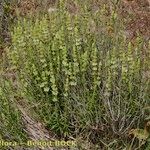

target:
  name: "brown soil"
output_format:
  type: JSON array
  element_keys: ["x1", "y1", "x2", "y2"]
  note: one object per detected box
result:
[
  {"x1": 119, "y1": 0, "x2": 150, "y2": 40},
  {"x1": 8, "y1": 0, "x2": 150, "y2": 40}
]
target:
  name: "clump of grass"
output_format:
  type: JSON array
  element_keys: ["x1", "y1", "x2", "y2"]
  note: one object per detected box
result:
[
  {"x1": 6, "y1": 0, "x2": 150, "y2": 149},
  {"x1": 0, "y1": 77, "x2": 27, "y2": 149}
]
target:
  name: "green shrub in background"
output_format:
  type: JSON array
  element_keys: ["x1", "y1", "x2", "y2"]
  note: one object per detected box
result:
[
  {"x1": 0, "y1": 78, "x2": 27, "y2": 149},
  {"x1": 6, "y1": 0, "x2": 150, "y2": 149}
]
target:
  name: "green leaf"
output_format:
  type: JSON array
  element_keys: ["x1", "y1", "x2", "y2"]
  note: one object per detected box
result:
[
  {"x1": 0, "y1": 87, "x2": 3, "y2": 96},
  {"x1": 44, "y1": 87, "x2": 50, "y2": 92},
  {"x1": 53, "y1": 97, "x2": 58, "y2": 102},
  {"x1": 39, "y1": 82, "x2": 47, "y2": 88}
]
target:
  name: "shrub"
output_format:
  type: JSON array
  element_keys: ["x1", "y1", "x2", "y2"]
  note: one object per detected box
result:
[
  {"x1": 0, "y1": 77, "x2": 27, "y2": 149},
  {"x1": 6, "y1": 1, "x2": 150, "y2": 148}
]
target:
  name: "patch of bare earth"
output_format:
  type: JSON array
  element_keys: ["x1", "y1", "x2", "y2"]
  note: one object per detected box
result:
[
  {"x1": 12, "y1": 0, "x2": 57, "y2": 17},
  {"x1": 16, "y1": 103, "x2": 53, "y2": 150},
  {"x1": 119, "y1": 0, "x2": 150, "y2": 40}
]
